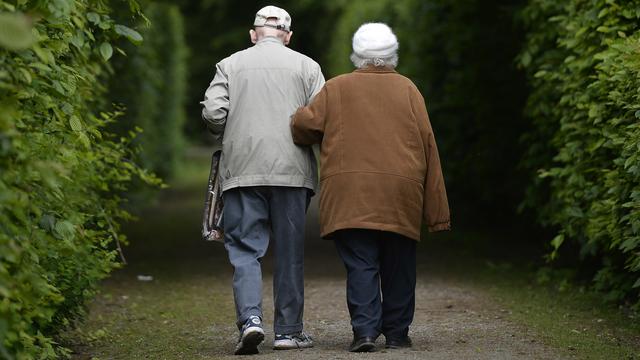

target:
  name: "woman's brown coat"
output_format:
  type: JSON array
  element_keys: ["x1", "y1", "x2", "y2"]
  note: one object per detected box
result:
[{"x1": 291, "y1": 66, "x2": 450, "y2": 241}]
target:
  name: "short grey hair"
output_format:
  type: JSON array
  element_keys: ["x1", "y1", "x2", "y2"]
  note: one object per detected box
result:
[{"x1": 350, "y1": 52, "x2": 398, "y2": 69}]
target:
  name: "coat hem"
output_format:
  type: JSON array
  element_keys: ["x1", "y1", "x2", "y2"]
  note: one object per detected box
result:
[
  {"x1": 428, "y1": 221, "x2": 451, "y2": 232},
  {"x1": 320, "y1": 221, "x2": 420, "y2": 242}
]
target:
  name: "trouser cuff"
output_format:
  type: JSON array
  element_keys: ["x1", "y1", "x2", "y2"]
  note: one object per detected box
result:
[
  {"x1": 353, "y1": 327, "x2": 380, "y2": 339},
  {"x1": 383, "y1": 327, "x2": 409, "y2": 340},
  {"x1": 237, "y1": 311, "x2": 262, "y2": 330},
  {"x1": 274, "y1": 322, "x2": 303, "y2": 335}
]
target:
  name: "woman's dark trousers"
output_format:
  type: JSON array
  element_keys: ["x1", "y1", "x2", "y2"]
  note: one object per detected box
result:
[{"x1": 333, "y1": 229, "x2": 417, "y2": 341}]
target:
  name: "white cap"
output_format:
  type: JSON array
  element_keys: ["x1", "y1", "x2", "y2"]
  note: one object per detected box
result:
[
  {"x1": 254, "y1": 5, "x2": 292, "y2": 32},
  {"x1": 352, "y1": 23, "x2": 398, "y2": 58}
]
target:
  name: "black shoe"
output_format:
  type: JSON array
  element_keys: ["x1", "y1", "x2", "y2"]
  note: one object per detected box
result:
[
  {"x1": 385, "y1": 336, "x2": 412, "y2": 349},
  {"x1": 349, "y1": 336, "x2": 376, "y2": 352}
]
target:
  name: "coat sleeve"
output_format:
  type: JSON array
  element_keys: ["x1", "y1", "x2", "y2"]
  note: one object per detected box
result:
[
  {"x1": 200, "y1": 61, "x2": 229, "y2": 137},
  {"x1": 306, "y1": 62, "x2": 326, "y2": 105},
  {"x1": 290, "y1": 85, "x2": 328, "y2": 146},
  {"x1": 410, "y1": 86, "x2": 451, "y2": 232}
]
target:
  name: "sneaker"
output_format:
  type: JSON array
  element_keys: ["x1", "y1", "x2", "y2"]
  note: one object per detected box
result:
[
  {"x1": 273, "y1": 331, "x2": 314, "y2": 350},
  {"x1": 234, "y1": 316, "x2": 265, "y2": 355}
]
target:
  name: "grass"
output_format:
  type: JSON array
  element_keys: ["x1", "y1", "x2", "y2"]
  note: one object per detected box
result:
[
  {"x1": 424, "y1": 230, "x2": 640, "y2": 359},
  {"x1": 482, "y1": 267, "x2": 640, "y2": 359}
]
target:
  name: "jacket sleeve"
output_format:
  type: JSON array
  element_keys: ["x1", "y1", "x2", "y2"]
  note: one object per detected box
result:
[
  {"x1": 306, "y1": 62, "x2": 325, "y2": 104},
  {"x1": 200, "y1": 61, "x2": 229, "y2": 137},
  {"x1": 410, "y1": 86, "x2": 451, "y2": 232},
  {"x1": 291, "y1": 85, "x2": 328, "y2": 145}
]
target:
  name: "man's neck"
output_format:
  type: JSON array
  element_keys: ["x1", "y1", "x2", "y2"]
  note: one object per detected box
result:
[{"x1": 257, "y1": 36, "x2": 284, "y2": 45}]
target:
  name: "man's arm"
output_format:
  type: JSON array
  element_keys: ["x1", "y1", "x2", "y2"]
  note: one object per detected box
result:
[
  {"x1": 200, "y1": 61, "x2": 229, "y2": 137},
  {"x1": 410, "y1": 86, "x2": 451, "y2": 232},
  {"x1": 306, "y1": 62, "x2": 325, "y2": 105}
]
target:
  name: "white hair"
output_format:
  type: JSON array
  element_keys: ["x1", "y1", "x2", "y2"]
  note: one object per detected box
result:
[{"x1": 350, "y1": 52, "x2": 398, "y2": 69}]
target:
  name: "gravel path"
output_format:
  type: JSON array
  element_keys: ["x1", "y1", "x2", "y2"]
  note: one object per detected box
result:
[{"x1": 68, "y1": 188, "x2": 565, "y2": 359}]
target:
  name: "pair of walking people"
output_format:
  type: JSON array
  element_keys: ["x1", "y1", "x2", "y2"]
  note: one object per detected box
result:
[{"x1": 201, "y1": 6, "x2": 450, "y2": 355}]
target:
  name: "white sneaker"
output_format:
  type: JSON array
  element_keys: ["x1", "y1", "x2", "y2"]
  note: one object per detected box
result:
[
  {"x1": 273, "y1": 331, "x2": 314, "y2": 350},
  {"x1": 234, "y1": 316, "x2": 265, "y2": 355}
]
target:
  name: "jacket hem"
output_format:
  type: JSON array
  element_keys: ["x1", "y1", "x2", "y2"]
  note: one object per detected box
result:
[
  {"x1": 221, "y1": 175, "x2": 316, "y2": 193},
  {"x1": 321, "y1": 221, "x2": 420, "y2": 242},
  {"x1": 428, "y1": 221, "x2": 451, "y2": 232}
]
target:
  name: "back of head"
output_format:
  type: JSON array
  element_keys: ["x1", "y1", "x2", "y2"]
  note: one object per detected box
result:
[
  {"x1": 252, "y1": 5, "x2": 293, "y2": 44},
  {"x1": 351, "y1": 23, "x2": 399, "y2": 68}
]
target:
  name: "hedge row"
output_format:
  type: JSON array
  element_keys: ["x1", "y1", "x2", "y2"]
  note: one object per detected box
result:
[
  {"x1": 109, "y1": 2, "x2": 187, "y2": 179},
  {"x1": 0, "y1": 1, "x2": 159, "y2": 358},
  {"x1": 519, "y1": 0, "x2": 640, "y2": 302}
]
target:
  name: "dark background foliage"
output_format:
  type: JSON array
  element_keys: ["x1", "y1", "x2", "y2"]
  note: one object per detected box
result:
[{"x1": 109, "y1": 2, "x2": 188, "y2": 179}]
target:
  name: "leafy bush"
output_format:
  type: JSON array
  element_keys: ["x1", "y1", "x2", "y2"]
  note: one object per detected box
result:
[
  {"x1": 109, "y1": 2, "x2": 187, "y2": 178},
  {"x1": 519, "y1": 0, "x2": 640, "y2": 303},
  {"x1": 0, "y1": 0, "x2": 158, "y2": 358}
]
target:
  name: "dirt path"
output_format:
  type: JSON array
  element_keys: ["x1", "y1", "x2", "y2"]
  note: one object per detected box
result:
[{"x1": 65, "y1": 166, "x2": 564, "y2": 359}]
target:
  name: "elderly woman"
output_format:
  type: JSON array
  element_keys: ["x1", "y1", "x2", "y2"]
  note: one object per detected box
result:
[{"x1": 291, "y1": 23, "x2": 450, "y2": 352}]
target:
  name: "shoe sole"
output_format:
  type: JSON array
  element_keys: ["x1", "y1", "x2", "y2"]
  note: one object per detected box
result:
[
  {"x1": 273, "y1": 341, "x2": 314, "y2": 350},
  {"x1": 350, "y1": 341, "x2": 376, "y2": 352},
  {"x1": 234, "y1": 328, "x2": 265, "y2": 355}
]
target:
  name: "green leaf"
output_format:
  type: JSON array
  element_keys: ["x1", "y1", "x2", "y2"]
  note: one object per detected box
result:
[
  {"x1": 0, "y1": 12, "x2": 34, "y2": 50},
  {"x1": 32, "y1": 45, "x2": 54, "y2": 64},
  {"x1": 520, "y1": 52, "x2": 532, "y2": 67},
  {"x1": 39, "y1": 214, "x2": 56, "y2": 232},
  {"x1": 54, "y1": 220, "x2": 76, "y2": 241},
  {"x1": 77, "y1": 132, "x2": 91, "y2": 148},
  {"x1": 551, "y1": 234, "x2": 565, "y2": 250},
  {"x1": 69, "y1": 116, "x2": 82, "y2": 131},
  {"x1": 114, "y1": 24, "x2": 143, "y2": 44},
  {"x1": 70, "y1": 31, "x2": 85, "y2": 49},
  {"x1": 87, "y1": 12, "x2": 100, "y2": 25},
  {"x1": 18, "y1": 68, "x2": 32, "y2": 84},
  {"x1": 99, "y1": 42, "x2": 113, "y2": 61}
]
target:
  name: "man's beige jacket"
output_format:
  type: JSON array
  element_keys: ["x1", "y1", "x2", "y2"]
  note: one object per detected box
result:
[{"x1": 202, "y1": 36, "x2": 325, "y2": 192}]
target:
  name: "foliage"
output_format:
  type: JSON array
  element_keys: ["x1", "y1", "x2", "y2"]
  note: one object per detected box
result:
[
  {"x1": 519, "y1": 0, "x2": 640, "y2": 303},
  {"x1": 109, "y1": 2, "x2": 187, "y2": 179},
  {"x1": 0, "y1": 0, "x2": 159, "y2": 358}
]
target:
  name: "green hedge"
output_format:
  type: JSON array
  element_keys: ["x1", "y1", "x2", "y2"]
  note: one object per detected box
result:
[
  {"x1": 0, "y1": 1, "x2": 158, "y2": 358},
  {"x1": 519, "y1": 0, "x2": 640, "y2": 303},
  {"x1": 109, "y1": 2, "x2": 187, "y2": 179}
]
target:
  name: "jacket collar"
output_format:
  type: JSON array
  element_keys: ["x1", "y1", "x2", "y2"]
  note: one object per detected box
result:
[
  {"x1": 354, "y1": 65, "x2": 397, "y2": 74},
  {"x1": 256, "y1": 36, "x2": 285, "y2": 46}
]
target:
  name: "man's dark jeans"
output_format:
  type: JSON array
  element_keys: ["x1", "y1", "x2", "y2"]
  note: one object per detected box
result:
[{"x1": 223, "y1": 186, "x2": 310, "y2": 335}]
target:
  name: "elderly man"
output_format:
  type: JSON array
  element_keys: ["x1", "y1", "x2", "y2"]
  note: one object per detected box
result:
[
  {"x1": 200, "y1": 5, "x2": 324, "y2": 355},
  {"x1": 291, "y1": 23, "x2": 450, "y2": 352}
]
